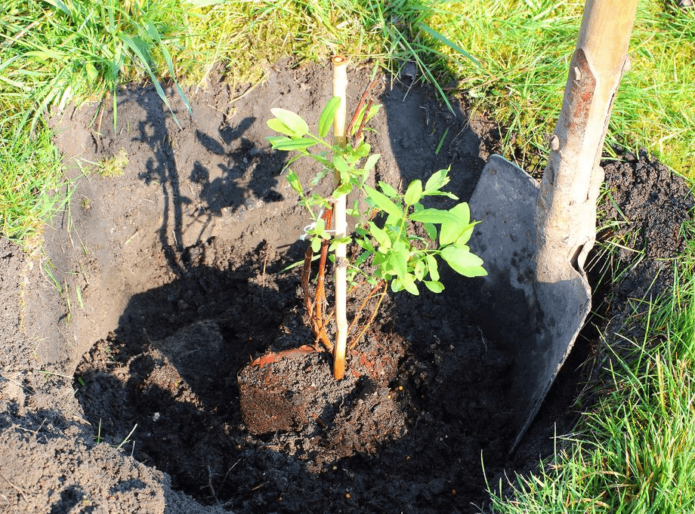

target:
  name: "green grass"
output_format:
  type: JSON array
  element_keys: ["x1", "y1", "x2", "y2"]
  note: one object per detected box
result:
[
  {"x1": 0, "y1": 126, "x2": 68, "y2": 244},
  {"x1": 422, "y1": 0, "x2": 695, "y2": 175}
]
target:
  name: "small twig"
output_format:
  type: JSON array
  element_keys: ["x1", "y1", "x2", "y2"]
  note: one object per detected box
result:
[
  {"x1": 205, "y1": 465, "x2": 218, "y2": 502},
  {"x1": 229, "y1": 78, "x2": 264, "y2": 105},
  {"x1": 346, "y1": 77, "x2": 379, "y2": 137},
  {"x1": 301, "y1": 245, "x2": 315, "y2": 319},
  {"x1": 220, "y1": 459, "x2": 241, "y2": 491},
  {"x1": 12, "y1": 418, "x2": 47, "y2": 439},
  {"x1": 115, "y1": 424, "x2": 137, "y2": 450},
  {"x1": 0, "y1": 473, "x2": 27, "y2": 503},
  {"x1": 354, "y1": 99, "x2": 373, "y2": 143},
  {"x1": 261, "y1": 251, "x2": 269, "y2": 286},
  {"x1": 302, "y1": 209, "x2": 334, "y2": 352}
]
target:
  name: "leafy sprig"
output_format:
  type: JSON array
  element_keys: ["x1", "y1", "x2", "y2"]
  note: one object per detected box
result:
[{"x1": 267, "y1": 99, "x2": 486, "y2": 296}]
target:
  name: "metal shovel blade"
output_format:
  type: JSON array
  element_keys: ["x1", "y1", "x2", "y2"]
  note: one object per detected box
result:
[{"x1": 467, "y1": 155, "x2": 592, "y2": 452}]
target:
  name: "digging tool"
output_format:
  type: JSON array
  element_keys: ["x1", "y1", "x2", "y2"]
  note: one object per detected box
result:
[{"x1": 467, "y1": 0, "x2": 639, "y2": 451}]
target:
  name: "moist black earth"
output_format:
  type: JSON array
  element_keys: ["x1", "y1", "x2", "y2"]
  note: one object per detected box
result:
[{"x1": 0, "y1": 59, "x2": 691, "y2": 513}]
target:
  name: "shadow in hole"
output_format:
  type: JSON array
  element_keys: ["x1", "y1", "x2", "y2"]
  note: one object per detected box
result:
[
  {"x1": 74, "y1": 243, "x2": 311, "y2": 503},
  {"x1": 73, "y1": 240, "x2": 505, "y2": 512},
  {"x1": 378, "y1": 74, "x2": 525, "y2": 447},
  {"x1": 132, "y1": 90, "x2": 287, "y2": 275},
  {"x1": 382, "y1": 67, "x2": 593, "y2": 474},
  {"x1": 192, "y1": 118, "x2": 284, "y2": 214}
]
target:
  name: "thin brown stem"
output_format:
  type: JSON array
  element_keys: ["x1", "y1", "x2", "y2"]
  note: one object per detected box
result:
[
  {"x1": 346, "y1": 77, "x2": 379, "y2": 137},
  {"x1": 355, "y1": 99, "x2": 373, "y2": 143},
  {"x1": 301, "y1": 245, "x2": 314, "y2": 320},
  {"x1": 314, "y1": 208, "x2": 333, "y2": 349}
]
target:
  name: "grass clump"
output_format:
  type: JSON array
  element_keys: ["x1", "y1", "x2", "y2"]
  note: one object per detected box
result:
[{"x1": 95, "y1": 149, "x2": 129, "y2": 178}]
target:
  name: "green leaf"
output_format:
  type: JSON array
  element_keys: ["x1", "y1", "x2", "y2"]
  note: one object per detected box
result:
[
  {"x1": 424, "y1": 222, "x2": 437, "y2": 241},
  {"x1": 373, "y1": 251, "x2": 388, "y2": 267},
  {"x1": 450, "y1": 202, "x2": 470, "y2": 225},
  {"x1": 364, "y1": 103, "x2": 382, "y2": 125},
  {"x1": 318, "y1": 97, "x2": 341, "y2": 138},
  {"x1": 286, "y1": 170, "x2": 303, "y2": 194},
  {"x1": 418, "y1": 23, "x2": 480, "y2": 67},
  {"x1": 349, "y1": 104, "x2": 372, "y2": 136},
  {"x1": 409, "y1": 208, "x2": 460, "y2": 224},
  {"x1": 389, "y1": 241, "x2": 409, "y2": 278},
  {"x1": 333, "y1": 182, "x2": 352, "y2": 198},
  {"x1": 333, "y1": 154, "x2": 349, "y2": 174},
  {"x1": 42, "y1": 0, "x2": 71, "y2": 16},
  {"x1": 364, "y1": 154, "x2": 380, "y2": 173},
  {"x1": 354, "y1": 143, "x2": 371, "y2": 159},
  {"x1": 270, "y1": 108, "x2": 309, "y2": 137},
  {"x1": 356, "y1": 237, "x2": 375, "y2": 253},
  {"x1": 424, "y1": 168, "x2": 450, "y2": 193},
  {"x1": 354, "y1": 249, "x2": 373, "y2": 267},
  {"x1": 365, "y1": 185, "x2": 402, "y2": 219},
  {"x1": 385, "y1": 213, "x2": 401, "y2": 227},
  {"x1": 85, "y1": 63, "x2": 99, "y2": 83},
  {"x1": 414, "y1": 259, "x2": 426, "y2": 281},
  {"x1": 348, "y1": 199, "x2": 360, "y2": 217},
  {"x1": 440, "y1": 203, "x2": 471, "y2": 245},
  {"x1": 427, "y1": 255, "x2": 440, "y2": 281},
  {"x1": 369, "y1": 222, "x2": 391, "y2": 251},
  {"x1": 329, "y1": 236, "x2": 352, "y2": 251},
  {"x1": 404, "y1": 180, "x2": 423, "y2": 205},
  {"x1": 121, "y1": 34, "x2": 181, "y2": 128},
  {"x1": 311, "y1": 237, "x2": 322, "y2": 253},
  {"x1": 314, "y1": 218, "x2": 326, "y2": 235},
  {"x1": 425, "y1": 281, "x2": 445, "y2": 293},
  {"x1": 401, "y1": 273, "x2": 420, "y2": 295},
  {"x1": 268, "y1": 137, "x2": 315, "y2": 152},
  {"x1": 391, "y1": 278, "x2": 404, "y2": 293},
  {"x1": 310, "y1": 167, "x2": 330, "y2": 186},
  {"x1": 186, "y1": 0, "x2": 226, "y2": 6},
  {"x1": 455, "y1": 225, "x2": 475, "y2": 245},
  {"x1": 441, "y1": 246, "x2": 487, "y2": 277},
  {"x1": 378, "y1": 181, "x2": 399, "y2": 198},
  {"x1": 267, "y1": 118, "x2": 297, "y2": 137},
  {"x1": 143, "y1": 22, "x2": 192, "y2": 117}
]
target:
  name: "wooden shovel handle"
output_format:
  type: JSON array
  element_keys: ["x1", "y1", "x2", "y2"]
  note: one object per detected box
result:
[
  {"x1": 572, "y1": 0, "x2": 640, "y2": 183},
  {"x1": 536, "y1": 0, "x2": 638, "y2": 281}
]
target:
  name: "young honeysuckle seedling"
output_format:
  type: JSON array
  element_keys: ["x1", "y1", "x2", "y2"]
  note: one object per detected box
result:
[{"x1": 267, "y1": 76, "x2": 486, "y2": 380}]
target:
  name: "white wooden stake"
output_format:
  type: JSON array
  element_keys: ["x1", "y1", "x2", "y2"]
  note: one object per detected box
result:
[{"x1": 332, "y1": 56, "x2": 349, "y2": 380}]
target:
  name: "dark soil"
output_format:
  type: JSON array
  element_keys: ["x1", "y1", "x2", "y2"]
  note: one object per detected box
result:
[
  {"x1": 602, "y1": 150, "x2": 694, "y2": 302},
  {"x1": 0, "y1": 59, "x2": 691, "y2": 513}
]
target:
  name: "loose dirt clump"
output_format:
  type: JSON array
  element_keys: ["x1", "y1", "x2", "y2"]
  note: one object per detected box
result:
[{"x1": 0, "y1": 60, "x2": 691, "y2": 513}]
